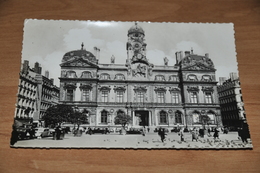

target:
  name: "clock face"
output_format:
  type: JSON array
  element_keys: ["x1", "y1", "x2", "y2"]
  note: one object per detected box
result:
[
  {"x1": 134, "y1": 43, "x2": 140, "y2": 48},
  {"x1": 137, "y1": 53, "x2": 142, "y2": 59}
]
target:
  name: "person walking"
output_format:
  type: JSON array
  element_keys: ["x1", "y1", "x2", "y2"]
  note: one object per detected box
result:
[
  {"x1": 178, "y1": 128, "x2": 185, "y2": 142},
  {"x1": 191, "y1": 128, "x2": 198, "y2": 142},
  {"x1": 213, "y1": 127, "x2": 219, "y2": 140},
  {"x1": 158, "y1": 127, "x2": 166, "y2": 143}
]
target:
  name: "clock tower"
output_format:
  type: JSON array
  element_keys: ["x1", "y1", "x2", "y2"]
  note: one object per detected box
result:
[{"x1": 126, "y1": 23, "x2": 153, "y2": 79}]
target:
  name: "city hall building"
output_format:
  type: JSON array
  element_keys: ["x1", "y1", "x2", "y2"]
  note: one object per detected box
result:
[{"x1": 59, "y1": 23, "x2": 222, "y2": 130}]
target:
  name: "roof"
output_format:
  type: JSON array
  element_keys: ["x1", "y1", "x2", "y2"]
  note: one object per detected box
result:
[
  {"x1": 128, "y1": 23, "x2": 145, "y2": 35},
  {"x1": 62, "y1": 49, "x2": 97, "y2": 64}
]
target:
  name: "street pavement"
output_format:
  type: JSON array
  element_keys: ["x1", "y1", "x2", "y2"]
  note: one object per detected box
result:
[{"x1": 12, "y1": 132, "x2": 253, "y2": 149}]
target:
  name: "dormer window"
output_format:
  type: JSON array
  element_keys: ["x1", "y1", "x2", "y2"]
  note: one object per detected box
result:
[
  {"x1": 155, "y1": 75, "x2": 165, "y2": 81},
  {"x1": 187, "y1": 74, "x2": 198, "y2": 81},
  {"x1": 81, "y1": 71, "x2": 92, "y2": 78},
  {"x1": 114, "y1": 74, "x2": 125, "y2": 80},
  {"x1": 66, "y1": 71, "x2": 77, "y2": 78},
  {"x1": 100, "y1": 73, "x2": 110, "y2": 80}
]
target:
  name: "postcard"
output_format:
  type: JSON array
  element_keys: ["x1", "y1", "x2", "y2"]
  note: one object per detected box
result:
[{"x1": 10, "y1": 19, "x2": 252, "y2": 149}]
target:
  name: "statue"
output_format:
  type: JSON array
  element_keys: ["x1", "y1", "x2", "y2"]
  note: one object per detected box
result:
[
  {"x1": 164, "y1": 57, "x2": 169, "y2": 66},
  {"x1": 111, "y1": 55, "x2": 115, "y2": 64}
]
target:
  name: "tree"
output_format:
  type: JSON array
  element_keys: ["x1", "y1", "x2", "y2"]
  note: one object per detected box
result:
[
  {"x1": 42, "y1": 104, "x2": 74, "y2": 128},
  {"x1": 69, "y1": 108, "x2": 89, "y2": 129},
  {"x1": 114, "y1": 112, "x2": 132, "y2": 129}
]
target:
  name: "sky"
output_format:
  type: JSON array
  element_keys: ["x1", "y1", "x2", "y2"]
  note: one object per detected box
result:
[{"x1": 22, "y1": 19, "x2": 238, "y2": 86}]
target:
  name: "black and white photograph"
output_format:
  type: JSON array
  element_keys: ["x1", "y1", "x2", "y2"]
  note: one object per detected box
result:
[{"x1": 10, "y1": 19, "x2": 252, "y2": 149}]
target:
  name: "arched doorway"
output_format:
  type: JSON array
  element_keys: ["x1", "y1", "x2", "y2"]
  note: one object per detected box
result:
[{"x1": 135, "y1": 110, "x2": 149, "y2": 126}]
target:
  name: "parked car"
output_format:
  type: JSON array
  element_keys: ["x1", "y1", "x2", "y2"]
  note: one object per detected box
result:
[
  {"x1": 86, "y1": 127, "x2": 109, "y2": 134},
  {"x1": 16, "y1": 125, "x2": 35, "y2": 140},
  {"x1": 126, "y1": 128, "x2": 142, "y2": 134},
  {"x1": 35, "y1": 128, "x2": 55, "y2": 138}
]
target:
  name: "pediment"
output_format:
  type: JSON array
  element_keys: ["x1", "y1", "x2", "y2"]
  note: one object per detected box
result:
[{"x1": 60, "y1": 57, "x2": 98, "y2": 67}]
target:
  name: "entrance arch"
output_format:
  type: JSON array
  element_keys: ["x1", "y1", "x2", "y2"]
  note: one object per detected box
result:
[{"x1": 135, "y1": 110, "x2": 149, "y2": 126}]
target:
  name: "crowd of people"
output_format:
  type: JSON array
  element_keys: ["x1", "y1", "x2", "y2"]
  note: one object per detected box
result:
[{"x1": 155, "y1": 126, "x2": 249, "y2": 144}]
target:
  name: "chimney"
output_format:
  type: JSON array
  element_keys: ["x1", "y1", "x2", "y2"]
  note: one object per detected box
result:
[
  {"x1": 50, "y1": 78, "x2": 54, "y2": 85},
  {"x1": 45, "y1": 70, "x2": 49, "y2": 78},
  {"x1": 184, "y1": 51, "x2": 190, "y2": 57},
  {"x1": 34, "y1": 62, "x2": 42, "y2": 74},
  {"x1": 205, "y1": 53, "x2": 209, "y2": 58},
  {"x1": 219, "y1": 77, "x2": 227, "y2": 85},
  {"x1": 175, "y1": 51, "x2": 183, "y2": 64},
  {"x1": 22, "y1": 60, "x2": 29, "y2": 74},
  {"x1": 230, "y1": 72, "x2": 238, "y2": 81}
]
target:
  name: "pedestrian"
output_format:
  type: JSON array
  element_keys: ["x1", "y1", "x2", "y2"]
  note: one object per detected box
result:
[
  {"x1": 158, "y1": 127, "x2": 166, "y2": 143},
  {"x1": 191, "y1": 128, "x2": 198, "y2": 142},
  {"x1": 207, "y1": 128, "x2": 211, "y2": 137},
  {"x1": 213, "y1": 128, "x2": 219, "y2": 140},
  {"x1": 10, "y1": 125, "x2": 18, "y2": 146},
  {"x1": 142, "y1": 126, "x2": 146, "y2": 136},
  {"x1": 240, "y1": 127, "x2": 248, "y2": 144},
  {"x1": 55, "y1": 124, "x2": 61, "y2": 140},
  {"x1": 199, "y1": 128, "x2": 204, "y2": 138},
  {"x1": 179, "y1": 128, "x2": 185, "y2": 142}
]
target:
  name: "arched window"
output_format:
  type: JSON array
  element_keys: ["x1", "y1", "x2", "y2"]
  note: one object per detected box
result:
[
  {"x1": 175, "y1": 111, "x2": 182, "y2": 124},
  {"x1": 159, "y1": 111, "x2": 168, "y2": 124},
  {"x1": 114, "y1": 74, "x2": 125, "y2": 80},
  {"x1": 81, "y1": 71, "x2": 92, "y2": 78},
  {"x1": 169, "y1": 75, "x2": 178, "y2": 81},
  {"x1": 66, "y1": 71, "x2": 77, "y2": 78},
  {"x1": 187, "y1": 74, "x2": 198, "y2": 81},
  {"x1": 207, "y1": 111, "x2": 216, "y2": 124},
  {"x1": 101, "y1": 110, "x2": 108, "y2": 124},
  {"x1": 155, "y1": 75, "x2": 165, "y2": 81},
  {"x1": 100, "y1": 73, "x2": 110, "y2": 80},
  {"x1": 192, "y1": 111, "x2": 200, "y2": 124}
]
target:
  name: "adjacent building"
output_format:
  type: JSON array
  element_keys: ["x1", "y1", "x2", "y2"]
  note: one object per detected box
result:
[
  {"x1": 217, "y1": 72, "x2": 246, "y2": 129},
  {"x1": 59, "y1": 23, "x2": 222, "y2": 130},
  {"x1": 14, "y1": 60, "x2": 60, "y2": 127}
]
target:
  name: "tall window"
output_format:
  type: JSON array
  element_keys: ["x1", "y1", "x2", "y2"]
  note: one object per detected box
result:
[
  {"x1": 137, "y1": 91, "x2": 144, "y2": 103},
  {"x1": 205, "y1": 92, "x2": 213, "y2": 103},
  {"x1": 175, "y1": 112, "x2": 182, "y2": 124},
  {"x1": 82, "y1": 89, "x2": 90, "y2": 101},
  {"x1": 192, "y1": 112, "x2": 200, "y2": 124},
  {"x1": 101, "y1": 110, "x2": 108, "y2": 124},
  {"x1": 157, "y1": 92, "x2": 165, "y2": 103},
  {"x1": 160, "y1": 111, "x2": 167, "y2": 124},
  {"x1": 116, "y1": 90, "x2": 124, "y2": 102},
  {"x1": 190, "y1": 92, "x2": 198, "y2": 103},
  {"x1": 101, "y1": 91, "x2": 108, "y2": 102},
  {"x1": 171, "y1": 92, "x2": 179, "y2": 104},
  {"x1": 67, "y1": 89, "x2": 73, "y2": 101}
]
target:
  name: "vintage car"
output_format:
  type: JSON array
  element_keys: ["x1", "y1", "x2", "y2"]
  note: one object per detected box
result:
[
  {"x1": 35, "y1": 128, "x2": 55, "y2": 138},
  {"x1": 16, "y1": 125, "x2": 35, "y2": 140}
]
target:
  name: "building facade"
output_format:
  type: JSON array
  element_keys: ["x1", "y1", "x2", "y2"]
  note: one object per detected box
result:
[
  {"x1": 15, "y1": 60, "x2": 60, "y2": 127},
  {"x1": 217, "y1": 73, "x2": 246, "y2": 129},
  {"x1": 59, "y1": 23, "x2": 222, "y2": 130}
]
